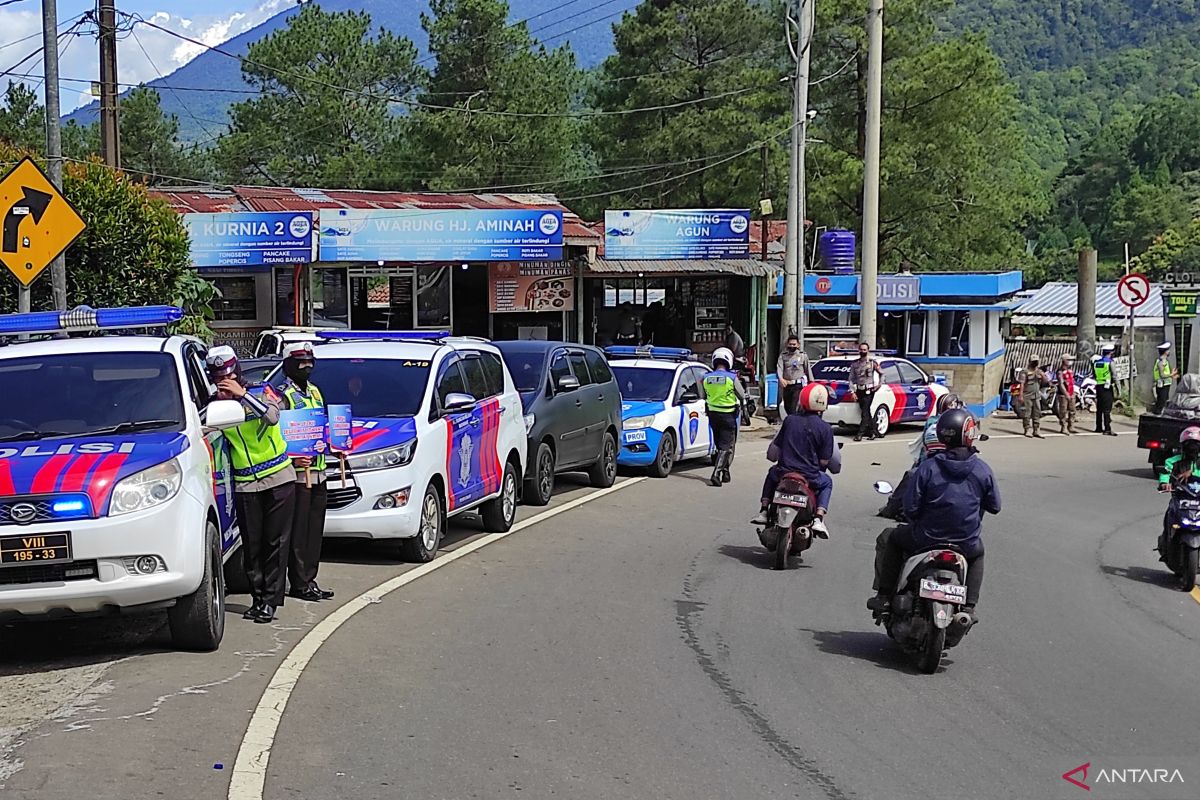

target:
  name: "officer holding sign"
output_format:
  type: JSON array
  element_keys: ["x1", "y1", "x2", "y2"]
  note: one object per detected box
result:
[{"x1": 279, "y1": 342, "x2": 334, "y2": 602}]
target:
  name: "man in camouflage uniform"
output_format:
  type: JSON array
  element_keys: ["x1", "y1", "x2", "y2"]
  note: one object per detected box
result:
[
  {"x1": 1054, "y1": 353, "x2": 1077, "y2": 435},
  {"x1": 1017, "y1": 356, "x2": 1049, "y2": 438}
]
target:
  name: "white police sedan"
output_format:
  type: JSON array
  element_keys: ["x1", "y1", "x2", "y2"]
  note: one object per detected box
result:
[
  {"x1": 813, "y1": 355, "x2": 948, "y2": 436},
  {"x1": 606, "y1": 346, "x2": 715, "y2": 477}
]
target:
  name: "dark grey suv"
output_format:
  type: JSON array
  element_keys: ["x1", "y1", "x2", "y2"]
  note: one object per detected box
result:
[{"x1": 496, "y1": 341, "x2": 623, "y2": 506}]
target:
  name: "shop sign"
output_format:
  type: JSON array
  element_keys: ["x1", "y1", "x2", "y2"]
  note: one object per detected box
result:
[
  {"x1": 1166, "y1": 292, "x2": 1198, "y2": 318},
  {"x1": 603, "y1": 209, "x2": 750, "y2": 260},
  {"x1": 184, "y1": 212, "x2": 315, "y2": 268},
  {"x1": 857, "y1": 274, "x2": 919, "y2": 305},
  {"x1": 318, "y1": 208, "x2": 563, "y2": 262},
  {"x1": 489, "y1": 263, "x2": 574, "y2": 313}
]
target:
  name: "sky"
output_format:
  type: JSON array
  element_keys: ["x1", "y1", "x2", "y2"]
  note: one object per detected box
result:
[{"x1": 0, "y1": 0, "x2": 289, "y2": 110}]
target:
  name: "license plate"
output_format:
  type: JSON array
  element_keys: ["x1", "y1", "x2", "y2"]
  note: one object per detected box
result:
[
  {"x1": 624, "y1": 430, "x2": 647, "y2": 443},
  {"x1": 0, "y1": 532, "x2": 72, "y2": 566},
  {"x1": 774, "y1": 492, "x2": 808, "y2": 507},
  {"x1": 324, "y1": 475, "x2": 358, "y2": 492},
  {"x1": 1178, "y1": 499, "x2": 1200, "y2": 510},
  {"x1": 918, "y1": 578, "x2": 966, "y2": 603}
]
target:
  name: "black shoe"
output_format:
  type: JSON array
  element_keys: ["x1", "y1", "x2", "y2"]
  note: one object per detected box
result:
[
  {"x1": 253, "y1": 604, "x2": 277, "y2": 624},
  {"x1": 312, "y1": 584, "x2": 334, "y2": 600},
  {"x1": 243, "y1": 601, "x2": 264, "y2": 621},
  {"x1": 866, "y1": 595, "x2": 891, "y2": 613},
  {"x1": 290, "y1": 587, "x2": 325, "y2": 602},
  {"x1": 721, "y1": 469, "x2": 731, "y2": 483},
  {"x1": 1105, "y1": 431, "x2": 1118, "y2": 436},
  {"x1": 853, "y1": 435, "x2": 862, "y2": 442}
]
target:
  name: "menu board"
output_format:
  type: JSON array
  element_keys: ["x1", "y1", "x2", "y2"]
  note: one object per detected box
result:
[{"x1": 488, "y1": 262, "x2": 575, "y2": 313}]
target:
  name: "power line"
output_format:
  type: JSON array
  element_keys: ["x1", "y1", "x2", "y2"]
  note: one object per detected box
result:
[{"x1": 129, "y1": 27, "x2": 226, "y2": 145}]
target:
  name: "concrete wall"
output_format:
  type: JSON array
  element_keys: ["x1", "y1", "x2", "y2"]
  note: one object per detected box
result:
[{"x1": 911, "y1": 353, "x2": 1006, "y2": 417}]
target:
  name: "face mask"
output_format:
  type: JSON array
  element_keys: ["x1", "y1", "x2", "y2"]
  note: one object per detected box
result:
[
  {"x1": 284, "y1": 358, "x2": 314, "y2": 383},
  {"x1": 787, "y1": 345, "x2": 798, "y2": 353}
]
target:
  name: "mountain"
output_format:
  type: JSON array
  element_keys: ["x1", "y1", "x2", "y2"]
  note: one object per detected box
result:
[{"x1": 65, "y1": 0, "x2": 640, "y2": 142}]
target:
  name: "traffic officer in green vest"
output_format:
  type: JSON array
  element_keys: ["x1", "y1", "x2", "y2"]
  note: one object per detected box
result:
[
  {"x1": 279, "y1": 342, "x2": 334, "y2": 603},
  {"x1": 1153, "y1": 342, "x2": 1177, "y2": 415},
  {"x1": 207, "y1": 346, "x2": 296, "y2": 624},
  {"x1": 704, "y1": 347, "x2": 748, "y2": 487},
  {"x1": 1093, "y1": 344, "x2": 1116, "y2": 436}
]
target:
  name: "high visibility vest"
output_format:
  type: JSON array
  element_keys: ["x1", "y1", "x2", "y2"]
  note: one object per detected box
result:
[
  {"x1": 226, "y1": 393, "x2": 291, "y2": 483},
  {"x1": 1154, "y1": 357, "x2": 1173, "y2": 388},
  {"x1": 1094, "y1": 359, "x2": 1112, "y2": 386},
  {"x1": 283, "y1": 381, "x2": 326, "y2": 472},
  {"x1": 703, "y1": 370, "x2": 739, "y2": 412}
]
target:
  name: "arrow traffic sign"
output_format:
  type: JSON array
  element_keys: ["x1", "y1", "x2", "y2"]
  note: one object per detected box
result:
[
  {"x1": 0, "y1": 158, "x2": 86, "y2": 287},
  {"x1": 1116, "y1": 272, "x2": 1150, "y2": 309}
]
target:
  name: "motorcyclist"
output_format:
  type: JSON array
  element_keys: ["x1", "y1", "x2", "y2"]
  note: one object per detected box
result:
[
  {"x1": 704, "y1": 347, "x2": 747, "y2": 487},
  {"x1": 1158, "y1": 426, "x2": 1200, "y2": 558},
  {"x1": 751, "y1": 383, "x2": 833, "y2": 538},
  {"x1": 877, "y1": 393, "x2": 965, "y2": 519},
  {"x1": 868, "y1": 409, "x2": 1000, "y2": 622}
]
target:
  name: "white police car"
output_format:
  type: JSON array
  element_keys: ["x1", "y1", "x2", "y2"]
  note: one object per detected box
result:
[
  {"x1": 812, "y1": 354, "x2": 948, "y2": 436},
  {"x1": 279, "y1": 332, "x2": 527, "y2": 562},
  {"x1": 0, "y1": 306, "x2": 247, "y2": 651},
  {"x1": 606, "y1": 346, "x2": 714, "y2": 477}
]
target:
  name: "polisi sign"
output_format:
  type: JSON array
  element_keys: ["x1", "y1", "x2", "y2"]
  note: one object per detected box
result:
[
  {"x1": 857, "y1": 275, "x2": 919, "y2": 305},
  {"x1": 0, "y1": 441, "x2": 136, "y2": 459}
]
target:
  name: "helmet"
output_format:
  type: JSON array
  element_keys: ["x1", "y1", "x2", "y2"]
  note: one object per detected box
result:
[
  {"x1": 923, "y1": 421, "x2": 945, "y2": 453},
  {"x1": 1180, "y1": 427, "x2": 1200, "y2": 445},
  {"x1": 281, "y1": 341, "x2": 315, "y2": 363},
  {"x1": 799, "y1": 382, "x2": 829, "y2": 413},
  {"x1": 711, "y1": 347, "x2": 734, "y2": 370},
  {"x1": 935, "y1": 408, "x2": 977, "y2": 449},
  {"x1": 936, "y1": 393, "x2": 964, "y2": 414},
  {"x1": 205, "y1": 345, "x2": 238, "y2": 380}
]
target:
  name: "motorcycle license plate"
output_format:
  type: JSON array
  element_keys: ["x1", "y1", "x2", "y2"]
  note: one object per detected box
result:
[
  {"x1": 624, "y1": 430, "x2": 647, "y2": 443},
  {"x1": 773, "y1": 492, "x2": 808, "y2": 507},
  {"x1": 1177, "y1": 499, "x2": 1200, "y2": 510},
  {"x1": 918, "y1": 578, "x2": 966, "y2": 604}
]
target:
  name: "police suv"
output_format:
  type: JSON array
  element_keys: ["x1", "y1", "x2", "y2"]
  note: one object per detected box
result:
[
  {"x1": 0, "y1": 306, "x2": 247, "y2": 650},
  {"x1": 605, "y1": 346, "x2": 715, "y2": 477},
  {"x1": 277, "y1": 332, "x2": 527, "y2": 562}
]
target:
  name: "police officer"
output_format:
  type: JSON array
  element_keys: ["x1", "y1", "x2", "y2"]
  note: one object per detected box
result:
[
  {"x1": 207, "y1": 346, "x2": 295, "y2": 624},
  {"x1": 279, "y1": 342, "x2": 334, "y2": 603},
  {"x1": 1094, "y1": 344, "x2": 1116, "y2": 436},
  {"x1": 776, "y1": 334, "x2": 813, "y2": 421},
  {"x1": 1153, "y1": 342, "x2": 1176, "y2": 415},
  {"x1": 704, "y1": 347, "x2": 747, "y2": 487},
  {"x1": 1055, "y1": 353, "x2": 1077, "y2": 435},
  {"x1": 1017, "y1": 356, "x2": 1048, "y2": 438}
]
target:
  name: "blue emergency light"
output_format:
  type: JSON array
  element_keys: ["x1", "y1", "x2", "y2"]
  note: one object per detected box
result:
[
  {"x1": 0, "y1": 305, "x2": 183, "y2": 337},
  {"x1": 603, "y1": 345, "x2": 695, "y2": 361},
  {"x1": 315, "y1": 330, "x2": 452, "y2": 342}
]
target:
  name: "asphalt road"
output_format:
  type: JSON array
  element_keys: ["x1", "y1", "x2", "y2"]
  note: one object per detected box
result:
[{"x1": 2, "y1": 415, "x2": 1199, "y2": 800}]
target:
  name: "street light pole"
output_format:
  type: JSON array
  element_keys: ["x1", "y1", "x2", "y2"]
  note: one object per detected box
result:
[
  {"x1": 859, "y1": 0, "x2": 884, "y2": 348},
  {"x1": 42, "y1": 0, "x2": 68, "y2": 311},
  {"x1": 782, "y1": 0, "x2": 813, "y2": 352}
]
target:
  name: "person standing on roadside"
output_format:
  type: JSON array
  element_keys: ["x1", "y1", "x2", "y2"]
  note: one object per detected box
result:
[
  {"x1": 1154, "y1": 342, "x2": 1177, "y2": 415},
  {"x1": 1017, "y1": 356, "x2": 1049, "y2": 438},
  {"x1": 850, "y1": 342, "x2": 883, "y2": 442},
  {"x1": 279, "y1": 342, "x2": 335, "y2": 603},
  {"x1": 1054, "y1": 353, "x2": 1077, "y2": 435},
  {"x1": 776, "y1": 334, "x2": 813, "y2": 421},
  {"x1": 1094, "y1": 344, "x2": 1116, "y2": 436}
]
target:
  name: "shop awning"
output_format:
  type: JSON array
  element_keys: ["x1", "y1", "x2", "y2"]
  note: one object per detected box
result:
[{"x1": 588, "y1": 258, "x2": 782, "y2": 277}]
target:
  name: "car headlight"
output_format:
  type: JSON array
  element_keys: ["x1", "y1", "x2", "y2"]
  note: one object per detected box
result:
[
  {"x1": 110, "y1": 458, "x2": 183, "y2": 517},
  {"x1": 347, "y1": 440, "x2": 417, "y2": 472},
  {"x1": 524, "y1": 413, "x2": 536, "y2": 433},
  {"x1": 624, "y1": 415, "x2": 655, "y2": 430}
]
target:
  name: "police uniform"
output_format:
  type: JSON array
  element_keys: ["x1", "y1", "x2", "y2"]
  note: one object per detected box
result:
[
  {"x1": 281, "y1": 377, "x2": 331, "y2": 600},
  {"x1": 1017, "y1": 361, "x2": 1047, "y2": 437},
  {"x1": 775, "y1": 347, "x2": 812, "y2": 420},
  {"x1": 1094, "y1": 350, "x2": 1115, "y2": 435},
  {"x1": 1154, "y1": 344, "x2": 1175, "y2": 415},
  {"x1": 703, "y1": 363, "x2": 745, "y2": 486}
]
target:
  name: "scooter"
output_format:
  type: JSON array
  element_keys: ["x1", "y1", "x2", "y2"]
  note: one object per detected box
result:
[
  {"x1": 733, "y1": 354, "x2": 758, "y2": 424},
  {"x1": 754, "y1": 443, "x2": 841, "y2": 569},
  {"x1": 1158, "y1": 478, "x2": 1200, "y2": 591},
  {"x1": 871, "y1": 481, "x2": 975, "y2": 674}
]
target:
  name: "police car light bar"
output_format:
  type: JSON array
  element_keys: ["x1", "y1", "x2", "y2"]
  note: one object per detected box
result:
[
  {"x1": 604, "y1": 345, "x2": 695, "y2": 361},
  {"x1": 0, "y1": 305, "x2": 183, "y2": 336},
  {"x1": 315, "y1": 330, "x2": 452, "y2": 342}
]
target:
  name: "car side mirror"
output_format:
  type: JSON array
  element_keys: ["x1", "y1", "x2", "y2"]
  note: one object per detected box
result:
[
  {"x1": 679, "y1": 388, "x2": 701, "y2": 404},
  {"x1": 443, "y1": 392, "x2": 477, "y2": 415},
  {"x1": 556, "y1": 375, "x2": 581, "y2": 393},
  {"x1": 202, "y1": 399, "x2": 245, "y2": 432}
]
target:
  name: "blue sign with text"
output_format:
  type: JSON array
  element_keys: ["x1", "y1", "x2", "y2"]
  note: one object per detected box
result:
[
  {"x1": 604, "y1": 209, "x2": 751, "y2": 260},
  {"x1": 184, "y1": 212, "x2": 315, "y2": 269},
  {"x1": 318, "y1": 208, "x2": 564, "y2": 262}
]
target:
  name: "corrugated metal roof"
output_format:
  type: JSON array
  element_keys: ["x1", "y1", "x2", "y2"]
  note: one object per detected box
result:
[
  {"x1": 589, "y1": 258, "x2": 781, "y2": 277},
  {"x1": 1011, "y1": 313, "x2": 1164, "y2": 328},
  {"x1": 1013, "y1": 281, "x2": 1162, "y2": 320}
]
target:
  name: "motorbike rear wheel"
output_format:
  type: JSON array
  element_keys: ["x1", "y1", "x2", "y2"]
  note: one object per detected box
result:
[
  {"x1": 774, "y1": 527, "x2": 792, "y2": 570},
  {"x1": 1181, "y1": 546, "x2": 1198, "y2": 592},
  {"x1": 917, "y1": 625, "x2": 945, "y2": 674}
]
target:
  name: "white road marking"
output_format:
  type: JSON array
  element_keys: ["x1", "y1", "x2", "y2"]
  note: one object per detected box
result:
[{"x1": 227, "y1": 476, "x2": 647, "y2": 800}]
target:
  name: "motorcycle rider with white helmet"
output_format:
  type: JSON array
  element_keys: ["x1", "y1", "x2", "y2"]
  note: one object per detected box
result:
[
  {"x1": 703, "y1": 347, "x2": 747, "y2": 487},
  {"x1": 752, "y1": 382, "x2": 835, "y2": 537}
]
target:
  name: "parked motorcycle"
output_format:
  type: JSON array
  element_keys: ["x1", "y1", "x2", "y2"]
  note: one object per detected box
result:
[
  {"x1": 733, "y1": 355, "x2": 758, "y2": 424},
  {"x1": 1158, "y1": 478, "x2": 1200, "y2": 591},
  {"x1": 870, "y1": 481, "x2": 975, "y2": 673}
]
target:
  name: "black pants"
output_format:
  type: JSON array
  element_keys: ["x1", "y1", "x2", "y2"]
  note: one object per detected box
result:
[
  {"x1": 236, "y1": 483, "x2": 296, "y2": 607},
  {"x1": 1095, "y1": 386, "x2": 1113, "y2": 433},
  {"x1": 288, "y1": 481, "x2": 328, "y2": 592},
  {"x1": 857, "y1": 389, "x2": 877, "y2": 437},
  {"x1": 1155, "y1": 386, "x2": 1170, "y2": 415},
  {"x1": 880, "y1": 468, "x2": 915, "y2": 519},
  {"x1": 709, "y1": 409, "x2": 739, "y2": 454},
  {"x1": 874, "y1": 524, "x2": 985, "y2": 606}
]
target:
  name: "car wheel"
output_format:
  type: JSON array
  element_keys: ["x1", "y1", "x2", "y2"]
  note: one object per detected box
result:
[
  {"x1": 168, "y1": 521, "x2": 225, "y2": 651},
  {"x1": 588, "y1": 433, "x2": 618, "y2": 488},
  {"x1": 649, "y1": 431, "x2": 676, "y2": 478},
  {"x1": 523, "y1": 442, "x2": 555, "y2": 506},
  {"x1": 401, "y1": 485, "x2": 443, "y2": 563},
  {"x1": 873, "y1": 405, "x2": 891, "y2": 437},
  {"x1": 481, "y1": 463, "x2": 518, "y2": 532}
]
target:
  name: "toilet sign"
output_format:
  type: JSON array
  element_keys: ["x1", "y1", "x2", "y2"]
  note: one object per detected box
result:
[{"x1": 1116, "y1": 273, "x2": 1150, "y2": 308}]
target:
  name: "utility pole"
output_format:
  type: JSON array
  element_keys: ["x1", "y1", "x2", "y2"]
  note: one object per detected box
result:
[
  {"x1": 98, "y1": 0, "x2": 120, "y2": 168},
  {"x1": 782, "y1": 0, "x2": 813, "y2": 352},
  {"x1": 42, "y1": 0, "x2": 68, "y2": 311},
  {"x1": 859, "y1": 0, "x2": 884, "y2": 348}
]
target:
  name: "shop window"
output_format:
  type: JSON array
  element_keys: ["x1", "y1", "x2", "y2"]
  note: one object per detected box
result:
[
  {"x1": 847, "y1": 311, "x2": 861, "y2": 327},
  {"x1": 274, "y1": 268, "x2": 296, "y2": 326},
  {"x1": 417, "y1": 266, "x2": 451, "y2": 328},
  {"x1": 937, "y1": 311, "x2": 970, "y2": 357},
  {"x1": 906, "y1": 311, "x2": 927, "y2": 356},
  {"x1": 211, "y1": 277, "x2": 258, "y2": 322},
  {"x1": 809, "y1": 309, "x2": 839, "y2": 328},
  {"x1": 314, "y1": 269, "x2": 349, "y2": 328}
]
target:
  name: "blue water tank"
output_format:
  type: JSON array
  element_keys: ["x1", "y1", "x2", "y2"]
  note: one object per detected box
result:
[{"x1": 819, "y1": 229, "x2": 856, "y2": 274}]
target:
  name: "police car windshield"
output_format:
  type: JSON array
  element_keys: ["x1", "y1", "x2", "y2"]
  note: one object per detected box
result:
[
  {"x1": 0, "y1": 352, "x2": 184, "y2": 440},
  {"x1": 612, "y1": 366, "x2": 674, "y2": 402},
  {"x1": 307, "y1": 358, "x2": 431, "y2": 418}
]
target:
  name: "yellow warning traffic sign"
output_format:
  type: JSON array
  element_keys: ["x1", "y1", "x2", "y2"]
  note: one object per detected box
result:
[{"x1": 0, "y1": 157, "x2": 86, "y2": 287}]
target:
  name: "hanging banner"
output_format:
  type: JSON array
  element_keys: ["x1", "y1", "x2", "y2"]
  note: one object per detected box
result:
[
  {"x1": 603, "y1": 209, "x2": 750, "y2": 259},
  {"x1": 488, "y1": 263, "x2": 575, "y2": 313},
  {"x1": 318, "y1": 208, "x2": 563, "y2": 262},
  {"x1": 184, "y1": 212, "x2": 315, "y2": 268},
  {"x1": 279, "y1": 408, "x2": 328, "y2": 457}
]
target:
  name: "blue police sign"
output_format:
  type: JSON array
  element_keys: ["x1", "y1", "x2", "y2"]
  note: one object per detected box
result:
[
  {"x1": 604, "y1": 209, "x2": 751, "y2": 260},
  {"x1": 184, "y1": 212, "x2": 315, "y2": 268},
  {"x1": 318, "y1": 208, "x2": 563, "y2": 262},
  {"x1": 857, "y1": 275, "x2": 920, "y2": 305}
]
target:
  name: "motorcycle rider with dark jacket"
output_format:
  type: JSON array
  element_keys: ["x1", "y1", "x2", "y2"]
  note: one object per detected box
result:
[
  {"x1": 751, "y1": 383, "x2": 834, "y2": 538},
  {"x1": 868, "y1": 409, "x2": 1001, "y2": 621}
]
